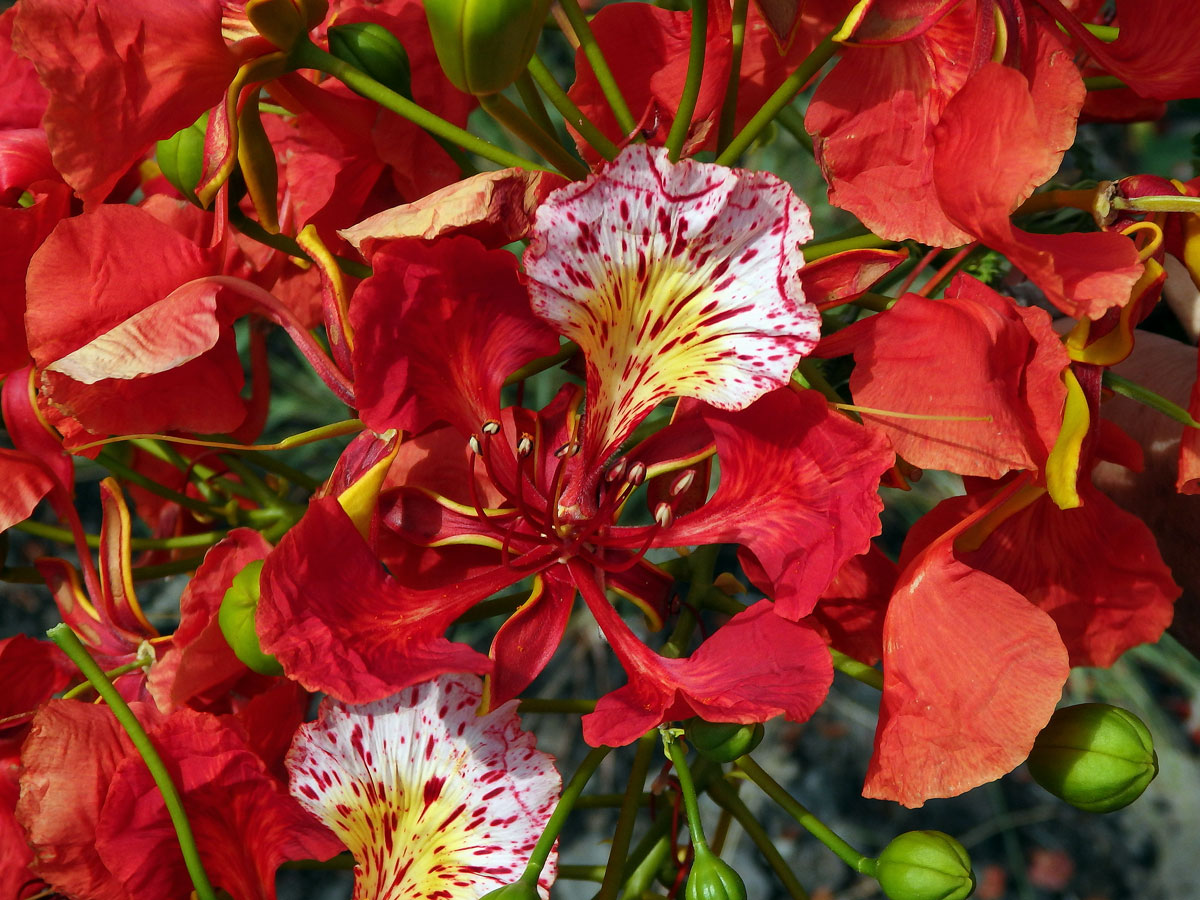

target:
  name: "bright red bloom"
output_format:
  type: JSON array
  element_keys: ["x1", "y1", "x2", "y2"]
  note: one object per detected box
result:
[{"x1": 260, "y1": 147, "x2": 888, "y2": 743}]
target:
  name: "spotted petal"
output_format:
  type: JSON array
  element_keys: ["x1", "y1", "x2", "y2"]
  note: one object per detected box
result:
[
  {"x1": 524, "y1": 145, "x2": 817, "y2": 469},
  {"x1": 287, "y1": 676, "x2": 560, "y2": 900}
]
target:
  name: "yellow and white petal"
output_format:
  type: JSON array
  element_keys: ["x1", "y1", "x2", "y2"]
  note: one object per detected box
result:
[
  {"x1": 525, "y1": 145, "x2": 818, "y2": 465},
  {"x1": 287, "y1": 675, "x2": 560, "y2": 900}
]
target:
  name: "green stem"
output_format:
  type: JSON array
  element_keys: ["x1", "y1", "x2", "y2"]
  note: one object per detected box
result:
[
  {"x1": 775, "y1": 104, "x2": 814, "y2": 155},
  {"x1": 664, "y1": 732, "x2": 709, "y2": 848},
  {"x1": 505, "y1": 341, "x2": 579, "y2": 384},
  {"x1": 557, "y1": 0, "x2": 637, "y2": 136},
  {"x1": 96, "y1": 450, "x2": 217, "y2": 516},
  {"x1": 803, "y1": 232, "x2": 896, "y2": 262},
  {"x1": 527, "y1": 55, "x2": 619, "y2": 161},
  {"x1": 621, "y1": 832, "x2": 673, "y2": 899},
  {"x1": 47, "y1": 624, "x2": 217, "y2": 900},
  {"x1": 61, "y1": 658, "x2": 153, "y2": 700},
  {"x1": 232, "y1": 448, "x2": 322, "y2": 491},
  {"x1": 707, "y1": 776, "x2": 809, "y2": 900},
  {"x1": 14, "y1": 519, "x2": 228, "y2": 552},
  {"x1": 665, "y1": 0, "x2": 708, "y2": 162},
  {"x1": 1104, "y1": 370, "x2": 1200, "y2": 429},
  {"x1": 559, "y1": 866, "x2": 609, "y2": 882},
  {"x1": 736, "y1": 755, "x2": 875, "y2": 875},
  {"x1": 830, "y1": 649, "x2": 883, "y2": 690},
  {"x1": 229, "y1": 207, "x2": 372, "y2": 278},
  {"x1": 717, "y1": 0, "x2": 749, "y2": 153},
  {"x1": 663, "y1": 545, "x2": 719, "y2": 658},
  {"x1": 716, "y1": 23, "x2": 844, "y2": 165},
  {"x1": 518, "y1": 746, "x2": 611, "y2": 886},
  {"x1": 515, "y1": 69, "x2": 557, "y2": 138},
  {"x1": 575, "y1": 792, "x2": 651, "y2": 809},
  {"x1": 479, "y1": 92, "x2": 590, "y2": 179},
  {"x1": 291, "y1": 41, "x2": 545, "y2": 172},
  {"x1": 595, "y1": 731, "x2": 658, "y2": 900}
]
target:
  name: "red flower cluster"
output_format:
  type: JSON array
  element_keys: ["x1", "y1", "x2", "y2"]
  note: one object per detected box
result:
[{"x1": 1, "y1": 0, "x2": 1196, "y2": 895}]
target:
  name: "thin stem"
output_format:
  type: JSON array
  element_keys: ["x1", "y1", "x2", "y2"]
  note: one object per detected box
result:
[
  {"x1": 95, "y1": 450, "x2": 216, "y2": 516},
  {"x1": 229, "y1": 206, "x2": 372, "y2": 278},
  {"x1": 803, "y1": 232, "x2": 896, "y2": 262},
  {"x1": 47, "y1": 624, "x2": 217, "y2": 900},
  {"x1": 736, "y1": 755, "x2": 875, "y2": 875},
  {"x1": 515, "y1": 69, "x2": 557, "y2": 137},
  {"x1": 14, "y1": 519, "x2": 228, "y2": 552},
  {"x1": 479, "y1": 93, "x2": 590, "y2": 180},
  {"x1": 505, "y1": 341, "x2": 579, "y2": 384},
  {"x1": 291, "y1": 40, "x2": 545, "y2": 172},
  {"x1": 665, "y1": 0, "x2": 708, "y2": 162},
  {"x1": 830, "y1": 649, "x2": 883, "y2": 690},
  {"x1": 527, "y1": 55, "x2": 619, "y2": 161},
  {"x1": 61, "y1": 658, "x2": 152, "y2": 700},
  {"x1": 595, "y1": 731, "x2": 658, "y2": 900},
  {"x1": 716, "y1": 20, "x2": 845, "y2": 165},
  {"x1": 707, "y1": 776, "x2": 809, "y2": 900},
  {"x1": 559, "y1": 866, "x2": 608, "y2": 882},
  {"x1": 775, "y1": 104, "x2": 815, "y2": 154},
  {"x1": 717, "y1": 0, "x2": 750, "y2": 152},
  {"x1": 518, "y1": 746, "x2": 612, "y2": 886},
  {"x1": 557, "y1": 0, "x2": 637, "y2": 136},
  {"x1": 575, "y1": 792, "x2": 651, "y2": 809},
  {"x1": 664, "y1": 732, "x2": 709, "y2": 848}
]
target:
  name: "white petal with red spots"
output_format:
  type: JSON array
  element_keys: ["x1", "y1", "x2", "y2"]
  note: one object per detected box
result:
[
  {"x1": 287, "y1": 675, "x2": 560, "y2": 900},
  {"x1": 525, "y1": 144, "x2": 818, "y2": 463}
]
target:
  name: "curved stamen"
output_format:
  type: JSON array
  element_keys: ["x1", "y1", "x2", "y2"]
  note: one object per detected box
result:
[{"x1": 466, "y1": 448, "x2": 517, "y2": 541}]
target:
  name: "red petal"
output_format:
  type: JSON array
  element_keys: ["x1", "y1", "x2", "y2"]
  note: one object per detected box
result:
[
  {"x1": 351, "y1": 236, "x2": 559, "y2": 436},
  {"x1": 663, "y1": 389, "x2": 892, "y2": 619}
]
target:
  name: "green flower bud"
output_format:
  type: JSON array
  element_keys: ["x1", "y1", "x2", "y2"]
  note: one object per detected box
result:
[
  {"x1": 327, "y1": 23, "x2": 412, "y2": 99},
  {"x1": 688, "y1": 720, "x2": 765, "y2": 764},
  {"x1": 156, "y1": 111, "x2": 209, "y2": 205},
  {"x1": 1026, "y1": 703, "x2": 1158, "y2": 813},
  {"x1": 218, "y1": 559, "x2": 284, "y2": 676},
  {"x1": 875, "y1": 831, "x2": 975, "y2": 900},
  {"x1": 686, "y1": 847, "x2": 747, "y2": 900},
  {"x1": 423, "y1": 0, "x2": 551, "y2": 95}
]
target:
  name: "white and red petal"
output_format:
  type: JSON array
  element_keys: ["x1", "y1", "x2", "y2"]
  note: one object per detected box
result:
[
  {"x1": 287, "y1": 675, "x2": 560, "y2": 900},
  {"x1": 524, "y1": 145, "x2": 818, "y2": 469}
]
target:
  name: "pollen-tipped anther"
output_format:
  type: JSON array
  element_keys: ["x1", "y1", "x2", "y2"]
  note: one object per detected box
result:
[
  {"x1": 554, "y1": 440, "x2": 581, "y2": 459},
  {"x1": 671, "y1": 469, "x2": 696, "y2": 497},
  {"x1": 606, "y1": 457, "x2": 628, "y2": 484},
  {"x1": 468, "y1": 434, "x2": 483, "y2": 455},
  {"x1": 626, "y1": 461, "x2": 647, "y2": 487},
  {"x1": 654, "y1": 502, "x2": 674, "y2": 529},
  {"x1": 516, "y1": 433, "x2": 534, "y2": 457},
  {"x1": 481, "y1": 419, "x2": 502, "y2": 435}
]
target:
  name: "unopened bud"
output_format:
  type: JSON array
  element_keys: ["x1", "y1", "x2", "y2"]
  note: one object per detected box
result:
[
  {"x1": 156, "y1": 111, "x2": 209, "y2": 205},
  {"x1": 688, "y1": 720, "x2": 764, "y2": 763},
  {"x1": 423, "y1": 0, "x2": 550, "y2": 95},
  {"x1": 875, "y1": 831, "x2": 975, "y2": 900},
  {"x1": 686, "y1": 846, "x2": 747, "y2": 900},
  {"x1": 218, "y1": 559, "x2": 284, "y2": 676},
  {"x1": 1026, "y1": 703, "x2": 1158, "y2": 813},
  {"x1": 245, "y1": 0, "x2": 327, "y2": 50},
  {"x1": 327, "y1": 22, "x2": 412, "y2": 99}
]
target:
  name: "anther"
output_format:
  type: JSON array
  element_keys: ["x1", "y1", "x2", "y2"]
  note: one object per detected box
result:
[
  {"x1": 481, "y1": 420, "x2": 501, "y2": 435},
  {"x1": 605, "y1": 457, "x2": 628, "y2": 483},
  {"x1": 554, "y1": 440, "x2": 581, "y2": 459},
  {"x1": 653, "y1": 502, "x2": 674, "y2": 529},
  {"x1": 625, "y1": 461, "x2": 647, "y2": 486},
  {"x1": 516, "y1": 433, "x2": 534, "y2": 457},
  {"x1": 670, "y1": 469, "x2": 696, "y2": 496},
  {"x1": 468, "y1": 435, "x2": 483, "y2": 455}
]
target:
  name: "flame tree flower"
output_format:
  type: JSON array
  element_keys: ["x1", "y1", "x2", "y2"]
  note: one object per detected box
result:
[
  {"x1": 258, "y1": 145, "x2": 893, "y2": 744},
  {"x1": 287, "y1": 674, "x2": 560, "y2": 900}
]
